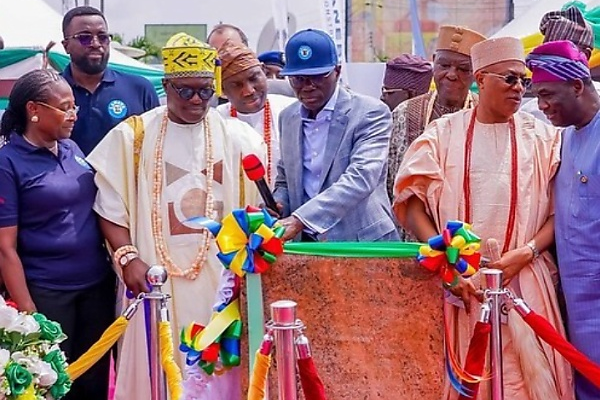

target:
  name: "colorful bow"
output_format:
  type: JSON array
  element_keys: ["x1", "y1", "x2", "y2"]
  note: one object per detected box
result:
[
  {"x1": 179, "y1": 301, "x2": 242, "y2": 375},
  {"x1": 417, "y1": 221, "x2": 481, "y2": 286},
  {"x1": 188, "y1": 206, "x2": 285, "y2": 277}
]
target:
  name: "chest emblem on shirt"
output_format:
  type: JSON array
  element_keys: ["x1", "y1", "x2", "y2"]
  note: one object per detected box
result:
[
  {"x1": 75, "y1": 155, "x2": 92, "y2": 170},
  {"x1": 298, "y1": 45, "x2": 312, "y2": 60},
  {"x1": 107, "y1": 100, "x2": 128, "y2": 119}
]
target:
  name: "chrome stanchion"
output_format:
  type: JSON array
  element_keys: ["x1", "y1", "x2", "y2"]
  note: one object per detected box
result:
[
  {"x1": 269, "y1": 300, "x2": 302, "y2": 400},
  {"x1": 146, "y1": 265, "x2": 169, "y2": 400},
  {"x1": 482, "y1": 269, "x2": 504, "y2": 400}
]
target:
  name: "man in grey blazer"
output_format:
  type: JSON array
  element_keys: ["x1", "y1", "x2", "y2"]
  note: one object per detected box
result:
[{"x1": 274, "y1": 29, "x2": 399, "y2": 242}]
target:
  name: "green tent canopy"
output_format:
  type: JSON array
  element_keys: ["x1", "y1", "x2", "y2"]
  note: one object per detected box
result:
[{"x1": 0, "y1": 48, "x2": 165, "y2": 108}]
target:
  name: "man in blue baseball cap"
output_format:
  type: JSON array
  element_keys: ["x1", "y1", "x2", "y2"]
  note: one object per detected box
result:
[{"x1": 273, "y1": 29, "x2": 398, "y2": 242}]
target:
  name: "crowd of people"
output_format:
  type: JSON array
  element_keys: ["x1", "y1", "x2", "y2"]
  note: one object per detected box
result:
[{"x1": 0, "y1": 4, "x2": 598, "y2": 400}]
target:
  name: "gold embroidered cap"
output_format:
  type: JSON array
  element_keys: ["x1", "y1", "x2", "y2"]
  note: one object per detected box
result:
[
  {"x1": 471, "y1": 37, "x2": 525, "y2": 72},
  {"x1": 162, "y1": 32, "x2": 222, "y2": 95},
  {"x1": 436, "y1": 25, "x2": 487, "y2": 56}
]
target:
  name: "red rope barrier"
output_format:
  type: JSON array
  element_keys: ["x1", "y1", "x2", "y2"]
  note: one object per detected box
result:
[
  {"x1": 521, "y1": 310, "x2": 600, "y2": 388},
  {"x1": 297, "y1": 357, "x2": 327, "y2": 400},
  {"x1": 458, "y1": 321, "x2": 491, "y2": 400}
]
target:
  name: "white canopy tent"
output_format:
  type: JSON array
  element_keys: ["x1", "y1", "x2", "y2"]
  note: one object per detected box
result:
[
  {"x1": 492, "y1": 0, "x2": 600, "y2": 38},
  {"x1": 0, "y1": 0, "x2": 158, "y2": 75}
]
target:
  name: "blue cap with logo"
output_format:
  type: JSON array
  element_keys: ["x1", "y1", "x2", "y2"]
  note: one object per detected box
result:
[{"x1": 280, "y1": 29, "x2": 339, "y2": 76}]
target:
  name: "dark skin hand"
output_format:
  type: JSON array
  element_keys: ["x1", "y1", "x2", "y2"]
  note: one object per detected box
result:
[
  {"x1": 99, "y1": 217, "x2": 150, "y2": 296},
  {"x1": 264, "y1": 203, "x2": 306, "y2": 241}
]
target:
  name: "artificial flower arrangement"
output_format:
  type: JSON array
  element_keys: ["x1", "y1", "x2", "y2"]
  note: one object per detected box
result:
[{"x1": 0, "y1": 297, "x2": 70, "y2": 400}]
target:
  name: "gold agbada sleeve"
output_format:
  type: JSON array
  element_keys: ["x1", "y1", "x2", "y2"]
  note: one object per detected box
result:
[{"x1": 87, "y1": 118, "x2": 138, "y2": 231}]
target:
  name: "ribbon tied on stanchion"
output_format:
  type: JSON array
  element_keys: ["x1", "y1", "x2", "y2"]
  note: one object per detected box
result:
[
  {"x1": 179, "y1": 300, "x2": 242, "y2": 375},
  {"x1": 417, "y1": 221, "x2": 482, "y2": 286},
  {"x1": 188, "y1": 206, "x2": 285, "y2": 277}
]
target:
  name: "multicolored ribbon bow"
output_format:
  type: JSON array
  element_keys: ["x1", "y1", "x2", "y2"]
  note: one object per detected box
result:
[
  {"x1": 188, "y1": 206, "x2": 285, "y2": 277},
  {"x1": 417, "y1": 221, "x2": 481, "y2": 286},
  {"x1": 179, "y1": 301, "x2": 242, "y2": 375}
]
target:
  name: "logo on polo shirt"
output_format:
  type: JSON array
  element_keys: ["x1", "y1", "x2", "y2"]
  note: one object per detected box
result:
[
  {"x1": 75, "y1": 156, "x2": 92, "y2": 170},
  {"x1": 108, "y1": 100, "x2": 128, "y2": 119},
  {"x1": 298, "y1": 45, "x2": 312, "y2": 60}
]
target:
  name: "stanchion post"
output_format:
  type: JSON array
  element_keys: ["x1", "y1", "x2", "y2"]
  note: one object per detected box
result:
[
  {"x1": 482, "y1": 269, "x2": 504, "y2": 400},
  {"x1": 146, "y1": 265, "x2": 169, "y2": 400},
  {"x1": 271, "y1": 300, "x2": 299, "y2": 400}
]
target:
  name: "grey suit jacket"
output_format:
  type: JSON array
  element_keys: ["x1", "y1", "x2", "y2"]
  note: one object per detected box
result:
[{"x1": 274, "y1": 87, "x2": 399, "y2": 241}]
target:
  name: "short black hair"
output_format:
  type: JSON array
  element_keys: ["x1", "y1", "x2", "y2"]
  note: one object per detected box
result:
[
  {"x1": 62, "y1": 6, "x2": 107, "y2": 37},
  {"x1": 207, "y1": 24, "x2": 249, "y2": 46}
]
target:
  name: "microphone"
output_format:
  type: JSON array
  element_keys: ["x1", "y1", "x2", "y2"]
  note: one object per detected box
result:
[{"x1": 242, "y1": 154, "x2": 279, "y2": 212}]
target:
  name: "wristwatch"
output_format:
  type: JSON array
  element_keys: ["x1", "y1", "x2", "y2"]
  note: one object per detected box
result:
[{"x1": 118, "y1": 252, "x2": 139, "y2": 268}]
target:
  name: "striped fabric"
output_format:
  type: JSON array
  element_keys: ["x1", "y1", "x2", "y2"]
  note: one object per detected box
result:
[
  {"x1": 526, "y1": 40, "x2": 591, "y2": 83},
  {"x1": 540, "y1": 6, "x2": 594, "y2": 49}
]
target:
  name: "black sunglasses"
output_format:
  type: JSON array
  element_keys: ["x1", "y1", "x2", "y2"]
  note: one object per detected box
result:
[
  {"x1": 169, "y1": 82, "x2": 215, "y2": 101},
  {"x1": 484, "y1": 72, "x2": 531, "y2": 89},
  {"x1": 65, "y1": 33, "x2": 111, "y2": 47}
]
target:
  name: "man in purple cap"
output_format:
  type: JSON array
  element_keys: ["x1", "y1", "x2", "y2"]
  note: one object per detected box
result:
[
  {"x1": 380, "y1": 54, "x2": 433, "y2": 112},
  {"x1": 521, "y1": 5, "x2": 595, "y2": 121},
  {"x1": 528, "y1": 40, "x2": 600, "y2": 400},
  {"x1": 273, "y1": 28, "x2": 398, "y2": 242}
]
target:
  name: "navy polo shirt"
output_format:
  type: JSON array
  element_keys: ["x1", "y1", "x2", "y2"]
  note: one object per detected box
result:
[
  {"x1": 0, "y1": 134, "x2": 110, "y2": 290},
  {"x1": 61, "y1": 65, "x2": 160, "y2": 155}
]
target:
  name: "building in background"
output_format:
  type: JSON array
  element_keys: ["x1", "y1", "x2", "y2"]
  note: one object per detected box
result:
[{"x1": 349, "y1": 0, "x2": 538, "y2": 61}]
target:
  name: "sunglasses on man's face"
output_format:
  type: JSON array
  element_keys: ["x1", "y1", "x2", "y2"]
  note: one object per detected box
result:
[
  {"x1": 169, "y1": 82, "x2": 215, "y2": 101},
  {"x1": 483, "y1": 72, "x2": 531, "y2": 89},
  {"x1": 65, "y1": 33, "x2": 111, "y2": 47}
]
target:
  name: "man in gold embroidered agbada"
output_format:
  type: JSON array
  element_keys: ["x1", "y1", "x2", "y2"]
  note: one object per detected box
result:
[{"x1": 86, "y1": 32, "x2": 264, "y2": 400}]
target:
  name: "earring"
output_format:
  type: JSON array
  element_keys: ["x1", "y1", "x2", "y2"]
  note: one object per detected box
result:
[{"x1": 31, "y1": 115, "x2": 39, "y2": 123}]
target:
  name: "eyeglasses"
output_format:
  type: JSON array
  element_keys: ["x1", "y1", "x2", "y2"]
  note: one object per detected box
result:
[
  {"x1": 36, "y1": 102, "x2": 79, "y2": 119},
  {"x1": 289, "y1": 70, "x2": 335, "y2": 87},
  {"x1": 65, "y1": 33, "x2": 111, "y2": 47},
  {"x1": 169, "y1": 82, "x2": 215, "y2": 101},
  {"x1": 483, "y1": 72, "x2": 531, "y2": 89}
]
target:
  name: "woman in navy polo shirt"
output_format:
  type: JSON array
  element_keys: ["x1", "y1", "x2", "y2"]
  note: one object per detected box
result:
[{"x1": 0, "y1": 70, "x2": 115, "y2": 400}]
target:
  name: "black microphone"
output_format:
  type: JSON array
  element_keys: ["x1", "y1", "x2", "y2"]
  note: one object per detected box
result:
[{"x1": 242, "y1": 154, "x2": 278, "y2": 211}]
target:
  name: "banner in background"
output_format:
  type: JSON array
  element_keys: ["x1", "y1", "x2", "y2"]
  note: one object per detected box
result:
[
  {"x1": 271, "y1": 0, "x2": 290, "y2": 51},
  {"x1": 321, "y1": 0, "x2": 350, "y2": 85}
]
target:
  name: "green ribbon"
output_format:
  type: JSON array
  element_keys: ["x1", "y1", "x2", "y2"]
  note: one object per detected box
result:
[{"x1": 283, "y1": 241, "x2": 423, "y2": 258}]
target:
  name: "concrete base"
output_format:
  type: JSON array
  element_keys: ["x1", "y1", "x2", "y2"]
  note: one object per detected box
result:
[{"x1": 243, "y1": 255, "x2": 444, "y2": 400}]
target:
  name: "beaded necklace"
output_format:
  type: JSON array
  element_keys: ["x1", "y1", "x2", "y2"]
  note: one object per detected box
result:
[
  {"x1": 463, "y1": 108, "x2": 518, "y2": 254},
  {"x1": 230, "y1": 99, "x2": 272, "y2": 183},
  {"x1": 151, "y1": 112, "x2": 214, "y2": 280}
]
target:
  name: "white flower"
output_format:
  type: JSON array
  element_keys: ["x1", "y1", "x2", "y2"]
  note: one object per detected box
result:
[
  {"x1": 6, "y1": 314, "x2": 40, "y2": 335},
  {"x1": 0, "y1": 349, "x2": 9, "y2": 375},
  {"x1": 10, "y1": 351, "x2": 28, "y2": 364},
  {"x1": 0, "y1": 306, "x2": 18, "y2": 330},
  {"x1": 32, "y1": 360, "x2": 57, "y2": 387}
]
